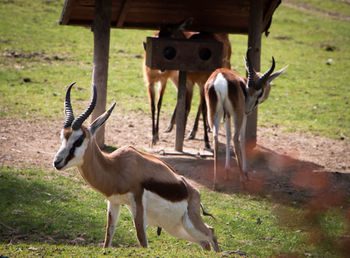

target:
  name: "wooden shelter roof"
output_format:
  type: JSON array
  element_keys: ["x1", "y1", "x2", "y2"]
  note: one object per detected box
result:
[{"x1": 59, "y1": 0, "x2": 281, "y2": 34}]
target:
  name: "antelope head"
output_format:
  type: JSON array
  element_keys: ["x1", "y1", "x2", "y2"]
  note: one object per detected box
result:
[
  {"x1": 53, "y1": 82, "x2": 115, "y2": 170},
  {"x1": 158, "y1": 17, "x2": 193, "y2": 38},
  {"x1": 244, "y1": 48, "x2": 287, "y2": 115}
]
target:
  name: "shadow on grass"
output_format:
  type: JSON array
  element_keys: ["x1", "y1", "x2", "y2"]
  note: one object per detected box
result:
[
  {"x1": 0, "y1": 167, "x2": 107, "y2": 246},
  {"x1": 160, "y1": 143, "x2": 350, "y2": 255},
  {"x1": 161, "y1": 144, "x2": 350, "y2": 203}
]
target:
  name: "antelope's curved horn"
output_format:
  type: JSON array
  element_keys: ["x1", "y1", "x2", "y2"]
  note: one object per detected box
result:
[
  {"x1": 256, "y1": 57, "x2": 275, "y2": 90},
  {"x1": 71, "y1": 85, "x2": 97, "y2": 130},
  {"x1": 63, "y1": 82, "x2": 76, "y2": 128}
]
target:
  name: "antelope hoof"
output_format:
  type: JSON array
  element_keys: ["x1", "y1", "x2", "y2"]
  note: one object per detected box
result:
[
  {"x1": 204, "y1": 141, "x2": 211, "y2": 150},
  {"x1": 164, "y1": 124, "x2": 173, "y2": 133},
  {"x1": 152, "y1": 134, "x2": 159, "y2": 145},
  {"x1": 185, "y1": 130, "x2": 196, "y2": 140}
]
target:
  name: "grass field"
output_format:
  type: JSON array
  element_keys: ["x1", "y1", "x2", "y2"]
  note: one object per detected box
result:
[
  {"x1": 1, "y1": 167, "x2": 348, "y2": 257},
  {"x1": 0, "y1": 0, "x2": 350, "y2": 257},
  {"x1": 0, "y1": 0, "x2": 349, "y2": 139}
]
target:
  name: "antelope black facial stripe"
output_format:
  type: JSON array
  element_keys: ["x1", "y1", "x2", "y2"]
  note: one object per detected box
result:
[{"x1": 64, "y1": 133, "x2": 85, "y2": 165}]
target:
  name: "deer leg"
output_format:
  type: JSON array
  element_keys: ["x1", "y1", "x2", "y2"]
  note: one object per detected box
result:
[
  {"x1": 186, "y1": 82, "x2": 203, "y2": 141},
  {"x1": 164, "y1": 104, "x2": 176, "y2": 133},
  {"x1": 186, "y1": 102, "x2": 200, "y2": 140},
  {"x1": 201, "y1": 97, "x2": 211, "y2": 149},
  {"x1": 147, "y1": 82, "x2": 158, "y2": 145},
  {"x1": 164, "y1": 71, "x2": 180, "y2": 133},
  {"x1": 104, "y1": 201, "x2": 121, "y2": 248},
  {"x1": 212, "y1": 113, "x2": 222, "y2": 190},
  {"x1": 185, "y1": 82, "x2": 194, "y2": 119},
  {"x1": 224, "y1": 114, "x2": 232, "y2": 180},
  {"x1": 233, "y1": 114, "x2": 248, "y2": 182},
  {"x1": 132, "y1": 197, "x2": 148, "y2": 248},
  {"x1": 155, "y1": 80, "x2": 167, "y2": 141},
  {"x1": 240, "y1": 115, "x2": 248, "y2": 174}
]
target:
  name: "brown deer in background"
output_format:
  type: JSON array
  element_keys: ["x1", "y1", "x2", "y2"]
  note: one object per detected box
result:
[
  {"x1": 143, "y1": 19, "x2": 232, "y2": 149},
  {"x1": 143, "y1": 18, "x2": 195, "y2": 146},
  {"x1": 164, "y1": 32, "x2": 231, "y2": 149}
]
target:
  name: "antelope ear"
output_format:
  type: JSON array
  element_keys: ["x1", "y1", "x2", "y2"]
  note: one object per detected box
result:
[
  {"x1": 177, "y1": 17, "x2": 193, "y2": 31},
  {"x1": 89, "y1": 103, "x2": 116, "y2": 137},
  {"x1": 244, "y1": 56, "x2": 248, "y2": 73},
  {"x1": 143, "y1": 41, "x2": 147, "y2": 51},
  {"x1": 243, "y1": 56, "x2": 257, "y2": 76},
  {"x1": 268, "y1": 65, "x2": 288, "y2": 84}
]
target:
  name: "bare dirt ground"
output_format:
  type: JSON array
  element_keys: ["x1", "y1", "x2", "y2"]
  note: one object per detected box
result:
[{"x1": 1, "y1": 111, "x2": 349, "y2": 204}]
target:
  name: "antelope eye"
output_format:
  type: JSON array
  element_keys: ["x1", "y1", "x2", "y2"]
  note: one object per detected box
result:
[{"x1": 74, "y1": 135, "x2": 85, "y2": 147}]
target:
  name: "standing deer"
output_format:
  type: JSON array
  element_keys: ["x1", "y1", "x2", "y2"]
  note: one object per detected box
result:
[
  {"x1": 53, "y1": 82, "x2": 219, "y2": 251},
  {"x1": 205, "y1": 49, "x2": 287, "y2": 188},
  {"x1": 143, "y1": 18, "x2": 195, "y2": 146},
  {"x1": 165, "y1": 32, "x2": 232, "y2": 149},
  {"x1": 143, "y1": 19, "x2": 232, "y2": 149}
]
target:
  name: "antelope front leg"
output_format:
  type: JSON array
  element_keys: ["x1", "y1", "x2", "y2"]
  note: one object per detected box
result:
[
  {"x1": 147, "y1": 82, "x2": 158, "y2": 145},
  {"x1": 164, "y1": 104, "x2": 176, "y2": 133},
  {"x1": 155, "y1": 80, "x2": 167, "y2": 141},
  {"x1": 233, "y1": 115, "x2": 248, "y2": 183},
  {"x1": 104, "y1": 201, "x2": 121, "y2": 248},
  {"x1": 201, "y1": 98, "x2": 211, "y2": 150},
  {"x1": 186, "y1": 102, "x2": 200, "y2": 140},
  {"x1": 239, "y1": 115, "x2": 247, "y2": 174}
]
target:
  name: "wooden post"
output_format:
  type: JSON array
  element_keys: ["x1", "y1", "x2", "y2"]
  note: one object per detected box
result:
[
  {"x1": 91, "y1": 0, "x2": 112, "y2": 148},
  {"x1": 246, "y1": 0, "x2": 263, "y2": 149},
  {"x1": 175, "y1": 71, "x2": 187, "y2": 152}
]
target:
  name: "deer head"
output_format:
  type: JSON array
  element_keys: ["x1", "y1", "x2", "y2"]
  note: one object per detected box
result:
[
  {"x1": 53, "y1": 83, "x2": 115, "y2": 170},
  {"x1": 244, "y1": 48, "x2": 287, "y2": 115}
]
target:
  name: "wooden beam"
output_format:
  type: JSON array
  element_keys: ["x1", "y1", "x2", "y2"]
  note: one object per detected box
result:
[
  {"x1": 175, "y1": 71, "x2": 187, "y2": 152},
  {"x1": 246, "y1": 0, "x2": 263, "y2": 149},
  {"x1": 90, "y1": 0, "x2": 112, "y2": 148},
  {"x1": 114, "y1": 0, "x2": 132, "y2": 28},
  {"x1": 59, "y1": 0, "x2": 76, "y2": 25}
]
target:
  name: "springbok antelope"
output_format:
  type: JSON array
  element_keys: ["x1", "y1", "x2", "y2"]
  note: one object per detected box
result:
[
  {"x1": 53, "y1": 82, "x2": 219, "y2": 251},
  {"x1": 144, "y1": 19, "x2": 232, "y2": 149},
  {"x1": 165, "y1": 32, "x2": 232, "y2": 149},
  {"x1": 205, "y1": 49, "x2": 287, "y2": 188},
  {"x1": 143, "y1": 18, "x2": 195, "y2": 146}
]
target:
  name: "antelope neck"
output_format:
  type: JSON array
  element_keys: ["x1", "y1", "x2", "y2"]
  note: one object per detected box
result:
[{"x1": 78, "y1": 137, "x2": 119, "y2": 197}]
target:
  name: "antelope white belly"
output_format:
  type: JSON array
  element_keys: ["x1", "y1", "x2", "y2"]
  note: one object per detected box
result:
[
  {"x1": 143, "y1": 190, "x2": 188, "y2": 233},
  {"x1": 107, "y1": 193, "x2": 133, "y2": 206}
]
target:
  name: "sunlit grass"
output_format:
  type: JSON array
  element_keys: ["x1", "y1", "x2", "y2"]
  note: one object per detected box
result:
[
  {"x1": 0, "y1": 0, "x2": 349, "y2": 138},
  {"x1": 1, "y1": 166, "x2": 347, "y2": 257}
]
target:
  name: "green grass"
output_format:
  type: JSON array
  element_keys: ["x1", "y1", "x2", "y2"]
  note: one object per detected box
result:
[
  {"x1": 0, "y1": 0, "x2": 350, "y2": 256},
  {"x1": 0, "y1": 0, "x2": 349, "y2": 138},
  {"x1": 0, "y1": 166, "x2": 348, "y2": 257},
  {"x1": 288, "y1": 0, "x2": 350, "y2": 16}
]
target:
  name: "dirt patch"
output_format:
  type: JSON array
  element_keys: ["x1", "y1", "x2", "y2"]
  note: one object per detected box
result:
[{"x1": 1, "y1": 111, "x2": 349, "y2": 204}]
